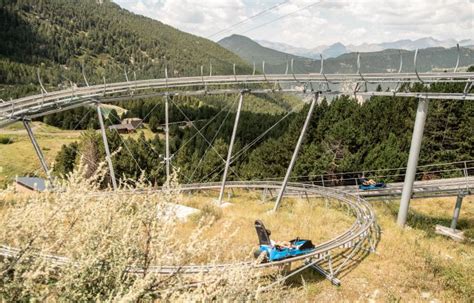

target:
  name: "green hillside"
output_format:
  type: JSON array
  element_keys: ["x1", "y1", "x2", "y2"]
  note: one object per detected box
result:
[
  {"x1": 0, "y1": 0, "x2": 251, "y2": 99},
  {"x1": 218, "y1": 35, "x2": 474, "y2": 74},
  {"x1": 218, "y1": 34, "x2": 305, "y2": 66}
]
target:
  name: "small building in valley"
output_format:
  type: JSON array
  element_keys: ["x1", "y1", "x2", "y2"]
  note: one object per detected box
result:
[
  {"x1": 108, "y1": 117, "x2": 143, "y2": 134},
  {"x1": 109, "y1": 123, "x2": 136, "y2": 134},
  {"x1": 15, "y1": 177, "x2": 48, "y2": 193},
  {"x1": 122, "y1": 118, "x2": 142, "y2": 129}
]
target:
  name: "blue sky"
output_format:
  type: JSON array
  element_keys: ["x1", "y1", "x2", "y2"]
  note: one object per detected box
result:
[{"x1": 113, "y1": 0, "x2": 473, "y2": 48}]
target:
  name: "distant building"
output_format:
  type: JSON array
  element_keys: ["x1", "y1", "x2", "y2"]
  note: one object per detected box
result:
[
  {"x1": 108, "y1": 117, "x2": 143, "y2": 133},
  {"x1": 15, "y1": 177, "x2": 48, "y2": 193},
  {"x1": 122, "y1": 118, "x2": 142, "y2": 129},
  {"x1": 109, "y1": 123, "x2": 136, "y2": 134}
]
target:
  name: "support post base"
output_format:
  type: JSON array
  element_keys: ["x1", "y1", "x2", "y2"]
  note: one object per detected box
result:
[
  {"x1": 435, "y1": 225, "x2": 465, "y2": 242},
  {"x1": 211, "y1": 199, "x2": 233, "y2": 208}
]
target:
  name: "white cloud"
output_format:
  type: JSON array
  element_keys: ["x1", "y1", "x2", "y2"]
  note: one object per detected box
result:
[{"x1": 114, "y1": 0, "x2": 474, "y2": 48}]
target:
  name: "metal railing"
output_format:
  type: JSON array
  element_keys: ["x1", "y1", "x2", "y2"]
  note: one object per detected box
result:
[
  {"x1": 1, "y1": 72, "x2": 473, "y2": 127},
  {"x1": 261, "y1": 160, "x2": 473, "y2": 189}
]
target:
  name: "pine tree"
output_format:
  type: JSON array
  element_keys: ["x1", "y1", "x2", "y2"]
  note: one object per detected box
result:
[{"x1": 53, "y1": 142, "x2": 79, "y2": 177}]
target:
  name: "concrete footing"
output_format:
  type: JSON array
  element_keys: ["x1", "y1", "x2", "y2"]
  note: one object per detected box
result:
[
  {"x1": 435, "y1": 225, "x2": 465, "y2": 242},
  {"x1": 212, "y1": 199, "x2": 233, "y2": 208}
]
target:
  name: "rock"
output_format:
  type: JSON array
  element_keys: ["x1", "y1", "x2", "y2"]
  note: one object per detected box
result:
[
  {"x1": 421, "y1": 291, "x2": 431, "y2": 299},
  {"x1": 159, "y1": 203, "x2": 199, "y2": 221}
]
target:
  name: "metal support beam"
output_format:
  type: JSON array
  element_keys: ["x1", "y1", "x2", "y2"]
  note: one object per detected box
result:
[
  {"x1": 450, "y1": 193, "x2": 464, "y2": 230},
  {"x1": 259, "y1": 256, "x2": 324, "y2": 292},
  {"x1": 262, "y1": 188, "x2": 268, "y2": 202},
  {"x1": 96, "y1": 104, "x2": 117, "y2": 190},
  {"x1": 217, "y1": 92, "x2": 244, "y2": 204},
  {"x1": 273, "y1": 92, "x2": 319, "y2": 211},
  {"x1": 397, "y1": 98, "x2": 429, "y2": 226},
  {"x1": 23, "y1": 119, "x2": 52, "y2": 182},
  {"x1": 306, "y1": 261, "x2": 341, "y2": 286},
  {"x1": 463, "y1": 161, "x2": 470, "y2": 192},
  {"x1": 164, "y1": 94, "x2": 170, "y2": 181}
]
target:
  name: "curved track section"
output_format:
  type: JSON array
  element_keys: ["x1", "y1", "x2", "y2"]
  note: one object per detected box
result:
[{"x1": 0, "y1": 181, "x2": 378, "y2": 278}]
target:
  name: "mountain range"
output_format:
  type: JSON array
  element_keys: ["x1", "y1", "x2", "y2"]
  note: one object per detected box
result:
[
  {"x1": 256, "y1": 37, "x2": 474, "y2": 59},
  {"x1": 2, "y1": 0, "x2": 473, "y2": 102},
  {"x1": 218, "y1": 35, "x2": 474, "y2": 74},
  {"x1": 218, "y1": 34, "x2": 305, "y2": 66}
]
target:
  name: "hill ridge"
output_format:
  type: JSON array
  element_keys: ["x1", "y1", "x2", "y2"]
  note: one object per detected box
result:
[
  {"x1": 219, "y1": 35, "x2": 474, "y2": 74},
  {"x1": 0, "y1": 0, "x2": 251, "y2": 99}
]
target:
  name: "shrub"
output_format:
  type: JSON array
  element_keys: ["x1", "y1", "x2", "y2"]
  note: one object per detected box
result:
[{"x1": 0, "y1": 135, "x2": 13, "y2": 144}]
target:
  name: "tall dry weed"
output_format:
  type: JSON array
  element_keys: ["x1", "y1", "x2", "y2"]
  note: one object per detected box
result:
[{"x1": 0, "y1": 161, "x2": 285, "y2": 301}]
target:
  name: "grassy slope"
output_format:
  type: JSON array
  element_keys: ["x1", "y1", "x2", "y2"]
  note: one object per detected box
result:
[
  {"x1": 180, "y1": 193, "x2": 474, "y2": 301},
  {"x1": 0, "y1": 121, "x2": 157, "y2": 187},
  {"x1": 38, "y1": 186, "x2": 463, "y2": 301},
  {"x1": 1, "y1": 183, "x2": 472, "y2": 300},
  {"x1": 0, "y1": 122, "x2": 80, "y2": 186},
  {"x1": 303, "y1": 197, "x2": 474, "y2": 302},
  {"x1": 179, "y1": 192, "x2": 353, "y2": 261}
]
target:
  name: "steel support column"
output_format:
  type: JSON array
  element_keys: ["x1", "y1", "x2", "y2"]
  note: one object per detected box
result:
[
  {"x1": 217, "y1": 92, "x2": 244, "y2": 204},
  {"x1": 96, "y1": 104, "x2": 117, "y2": 190},
  {"x1": 450, "y1": 193, "x2": 464, "y2": 230},
  {"x1": 397, "y1": 98, "x2": 429, "y2": 226},
  {"x1": 23, "y1": 119, "x2": 51, "y2": 182},
  {"x1": 164, "y1": 94, "x2": 170, "y2": 181},
  {"x1": 273, "y1": 92, "x2": 319, "y2": 211}
]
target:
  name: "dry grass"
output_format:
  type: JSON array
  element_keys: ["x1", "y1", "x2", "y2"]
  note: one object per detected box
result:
[
  {"x1": 99, "y1": 103, "x2": 128, "y2": 117},
  {"x1": 1, "y1": 167, "x2": 473, "y2": 301},
  {"x1": 302, "y1": 196, "x2": 474, "y2": 302},
  {"x1": 0, "y1": 168, "x2": 299, "y2": 301},
  {"x1": 179, "y1": 190, "x2": 353, "y2": 261},
  {"x1": 173, "y1": 192, "x2": 473, "y2": 302}
]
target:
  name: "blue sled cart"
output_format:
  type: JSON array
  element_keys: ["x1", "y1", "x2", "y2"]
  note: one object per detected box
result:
[
  {"x1": 358, "y1": 178, "x2": 386, "y2": 190},
  {"x1": 253, "y1": 220, "x2": 315, "y2": 262}
]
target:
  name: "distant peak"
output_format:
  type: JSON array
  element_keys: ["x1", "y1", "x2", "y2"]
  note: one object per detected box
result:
[
  {"x1": 224, "y1": 34, "x2": 250, "y2": 40},
  {"x1": 330, "y1": 42, "x2": 345, "y2": 47},
  {"x1": 218, "y1": 34, "x2": 255, "y2": 44}
]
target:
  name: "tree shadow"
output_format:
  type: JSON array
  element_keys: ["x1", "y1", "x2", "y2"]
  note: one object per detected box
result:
[{"x1": 383, "y1": 202, "x2": 474, "y2": 243}]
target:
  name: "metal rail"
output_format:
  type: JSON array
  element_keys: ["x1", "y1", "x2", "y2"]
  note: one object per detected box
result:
[
  {"x1": 261, "y1": 160, "x2": 474, "y2": 183},
  {"x1": 83, "y1": 175, "x2": 473, "y2": 199},
  {"x1": 0, "y1": 181, "x2": 378, "y2": 281},
  {"x1": 1, "y1": 72, "x2": 473, "y2": 127},
  {"x1": 277, "y1": 176, "x2": 473, "y2": 200},
  {"x1": 257, "y1": 161, "x2": 473, "y2": 199}
]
